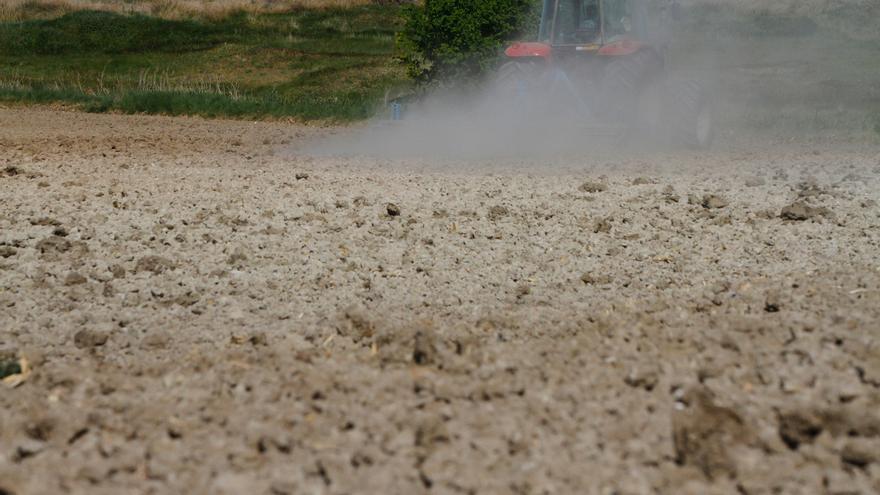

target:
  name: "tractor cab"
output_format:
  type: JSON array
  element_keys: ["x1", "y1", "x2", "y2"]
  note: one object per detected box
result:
[
  {"x1": 496, "y1": 0, "x2": 713, "y2": 149},
  {"x1": 524, "y1": 0, "x2": 677, "y2": 53}
]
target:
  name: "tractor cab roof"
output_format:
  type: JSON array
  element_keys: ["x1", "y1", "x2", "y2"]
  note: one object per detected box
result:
[{"x1": 539, "y1": 0, "x2": 672, "y2": 48}]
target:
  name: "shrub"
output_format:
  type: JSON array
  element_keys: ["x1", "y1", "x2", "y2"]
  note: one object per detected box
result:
[{"x1": 396, "y1": 0, "x2": 539, "y2": 84}]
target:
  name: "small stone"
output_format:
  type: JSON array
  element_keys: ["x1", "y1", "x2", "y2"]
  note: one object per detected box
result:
[
  {"x1": 579, "y1": 181, "x2": 607, "y2": 193},
  {"x1": 386, "y1": 203, "x2": 401, "y2": 217},
  {"x1": 74, "y1": 329, "x2": 109, "y2": 348},
  {"x1": 52, "y1": 227, "x2": 69, "y2": 237},
  {"x1": 295, "y1": 172, "x2": 309, "y2": 180},
  {"x1": 0, "y1": 246, "x2": 16, "y2": 258},
  {"x1": 64, "y1": 272, "x2": 87, "y2": 286}
]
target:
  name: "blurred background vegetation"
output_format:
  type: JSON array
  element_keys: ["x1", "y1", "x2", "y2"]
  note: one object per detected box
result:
[{"x1": 0, "y1": 0, "x2": 876, "y2": 138}]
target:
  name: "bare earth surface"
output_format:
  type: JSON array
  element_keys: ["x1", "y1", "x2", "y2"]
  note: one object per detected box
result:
[{"x1": 2, "y1": 106, "x2": 880, "y2": 494}]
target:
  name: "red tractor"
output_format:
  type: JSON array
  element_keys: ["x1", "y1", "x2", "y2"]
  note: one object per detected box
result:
[{"x1": 498, "y1": 0, "x2": 714, "y2": 148}]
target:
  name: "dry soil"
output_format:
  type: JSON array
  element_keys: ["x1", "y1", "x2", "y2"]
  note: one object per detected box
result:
[{"x1": 1, "y1": 106, "x2": 880, "y2": 494}]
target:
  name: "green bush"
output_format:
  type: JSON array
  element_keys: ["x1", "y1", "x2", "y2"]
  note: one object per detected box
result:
[{"x1": 397, "y1": 0, "x2": 539, "y2": 84}]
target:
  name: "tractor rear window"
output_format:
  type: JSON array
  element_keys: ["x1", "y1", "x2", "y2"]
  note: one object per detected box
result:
[
  {"x1": 603, "y1": 0, "x2": 634, "y2": 39},
  {"x1": 553, "y1": 0, "x2": 601, "y2": 44}
]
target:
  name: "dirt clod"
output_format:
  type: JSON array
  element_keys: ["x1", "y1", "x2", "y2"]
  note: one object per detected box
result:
[
  {"x1": 30, "y1": 217, "x2": 61, "y2": 227},
  {"x1": 385, "y1": 203, "x2": 401, "y2": 217},
  {"x1": 140, "y1": 331, "x2": 171, "y2": 350},
  {"x1": 412, "y1": 328, "x2": 438, "y2": 365},
  {"x1": 624, "y1": 365, "x2": 659, "y2": 391},
  {"x1": 3, "y1": 165, "x2": 23, "y2": 177},
  {"x1": 702, "y1": 194, "x2": 729, "y2": 209},
  {"x1": 579, "y1": 181, "x2": 607, "y2": 193},
  {"x1": 135, "y1": 255, "x2": 175, "y2": 274},
  {"x1": 592, "y1": 217, "x2": 612, "y2": 234},
  {"x1": 35, "y1": 236, "x2": 71, "y2": 255},
  {"x1": 64, "y1": 272, "x2": 87, "y2": 286},
  {"x1": 487, "y1": 205, "x2": 509, "y2": 220},
  {"x1": 780, "y1": 201, "x2": 830, "y2": 221},
  {"x1": 30, "y1": 217, "x2": 61, "y2": 226},
  {"x1": 109, "y1": 264, "x2": 126, "y2": 279},
  {"x1": 778, "y1": 410, "x2": 823, "y2": 450},
  {"x1": 672, "y1": 387, "x2": 757, "y2": 479},
  {"x1": 764, "y1": 291, "x2": 782, "y2": 313},
  {"x1": 841, "y1": 440, "x2": 877, "y2": 468},
  {"x1": 581, "y1": 273, "x2": 612, "y2": 285},
  {"x1": 338, "y1": 306, "x2": 376, "y2": 343},
  {"x1": 0, "y1": 246, "x2": 16, "y2": 258},
  {"x1": 73, "y1": 329, "x2": 109, "y2": 348}
]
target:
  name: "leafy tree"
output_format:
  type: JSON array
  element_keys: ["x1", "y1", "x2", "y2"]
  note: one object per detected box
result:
[{"x1": 397, "y1": 0, "x2": 540, "y2": 84}]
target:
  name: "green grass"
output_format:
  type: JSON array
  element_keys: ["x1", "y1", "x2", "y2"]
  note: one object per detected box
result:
[{"x1": 0, "y1": 7, "x2": 408, "y2": 121}]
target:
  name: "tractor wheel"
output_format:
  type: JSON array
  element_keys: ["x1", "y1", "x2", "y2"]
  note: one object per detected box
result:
[
  {"x1": 600, "y1": 49, "x2": 664, "y2": 123},
  {"x1": 663, "y1": 79, "x2": 714, "y2": 149},
  {"x1": 492, "y1": 60, "x2": 547, "y2": 121},
  {"x1": 495, "y1": 60, "x2": 544, "y2": 95}
]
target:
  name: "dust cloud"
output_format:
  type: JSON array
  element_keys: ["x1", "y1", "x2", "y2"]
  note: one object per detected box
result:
[
  {"x1": 304, "y1": 0, "x2": 878, "y2": 161},
  {"x1": 306, "y1": 80, "x2": 612, "y2": 161}
]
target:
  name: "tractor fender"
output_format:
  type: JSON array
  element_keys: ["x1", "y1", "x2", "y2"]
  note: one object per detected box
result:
[
  {"x1": 505, "y1": 42, "x2": 551, "y2": 59},
  {"x1": 597, "y1": 39, "x2": 643, "y2": 57}
]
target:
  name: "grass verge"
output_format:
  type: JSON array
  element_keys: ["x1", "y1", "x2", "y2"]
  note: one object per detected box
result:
[{"x1": 0, "y1": 6, "x2": 408, "y2": 121}]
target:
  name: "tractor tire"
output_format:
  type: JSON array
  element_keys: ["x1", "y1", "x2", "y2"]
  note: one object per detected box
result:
[
  {"x1": 492, "y1": 60, "x2": 547, "y2": 121},
  {"x1": 663, "y1": 79, "x2": 714, "y2": 149},
  {"x1": 599, "y1": 49, "x2": 664, "y2": 123},
  {"x1": 495, "y1": 60, "x2": 544, "y2": 99}
]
